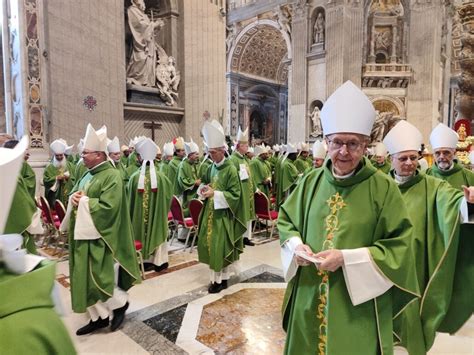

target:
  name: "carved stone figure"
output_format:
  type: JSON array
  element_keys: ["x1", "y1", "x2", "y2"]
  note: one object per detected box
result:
[
  {"x1": 274, "y1": 7, "x2": 292, "y2": 37},
  {"x1": 370, "y1": 111, "x2": 401, "y2": 143},
  {"x1": 309, "y1": 106, "x2": 323, "y2": 138},
  {"x1": 126, "y1": 0, "x2": 164, "y2": 87},
  {"x1": 370, "y1": 0, "x2": 404, "y2": 16},
  {"x1": 156, "y1": 55, "x2": 181, "y2": 106},
  {"x1": 226, "y1": 25, "x2": 238, "y2": 53},
  {"x1": 313, "y1": 12, "x2": 325, "y2": 44}
]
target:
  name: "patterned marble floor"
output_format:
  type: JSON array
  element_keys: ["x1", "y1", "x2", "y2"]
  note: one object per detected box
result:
[{"x1": 54, "y1": 240, "x2": 474, "y2": 355}]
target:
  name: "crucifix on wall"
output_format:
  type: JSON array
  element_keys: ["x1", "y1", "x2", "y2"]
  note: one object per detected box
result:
[{"x1": 143, "y1": 121, "x2": 162, "y2": 141}]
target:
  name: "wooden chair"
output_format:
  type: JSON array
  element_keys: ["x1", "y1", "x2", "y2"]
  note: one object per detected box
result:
[
  {"x1": 253, "y1": 192, "x2": 279, "y2": 239},
  {"x1": 169, "y1": 196, "x2": 195, "y2": 250},
  {"x1": 188, "y1": 199, "x2": 203, "y2": 252}
]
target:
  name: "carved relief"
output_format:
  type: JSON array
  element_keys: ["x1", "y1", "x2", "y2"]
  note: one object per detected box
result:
[{"x1": 274, "y1": 6, "x2": 292, "y2": 37}]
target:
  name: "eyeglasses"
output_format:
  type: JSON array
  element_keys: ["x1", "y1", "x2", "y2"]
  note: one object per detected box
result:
[
  {"x1": 327, "y1": 139, "x2": 363, "y2": 152},
  {"x1": 395, "y1": 155, "x2": 418, "y2": 163},
  {"x1": 81, "y1": 151, "x2": 98, "y2": 156},
  {"x1": 434, "y1": 150, "x2": 453, "y2": 157}
]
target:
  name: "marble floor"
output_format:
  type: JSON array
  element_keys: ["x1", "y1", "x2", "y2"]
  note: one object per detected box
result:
[{"x1": 53, "y1": 239, "x2": 474, "y2": 355}]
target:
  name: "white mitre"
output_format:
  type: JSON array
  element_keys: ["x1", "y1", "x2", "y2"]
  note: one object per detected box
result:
[
  {"x1": 373, "y1": 142, "x2": 388, "y2": 157},
  {"x1": 184, "y1": 138, "x2": 199, "y2": 155},
  {"x1": 469, "y1": 150, "x2": 474, "y2": 165},
  {"x1": 163, "y1": 142, "x2": 174, "y2": 157},
  {"x1": 321, "y1": 81, "x2": 376, "y2": 136},
  {"x1": 83, "y1": 123, "x2": 108, "y2": 152},
  {"x1": 312, "y1": 140, "x2": 327, "y2": 159},
  {"x1": 286, "y1": 143, "x2": 298, "y2": 154},
  {"x1": 254, "y1": 144, "x2": 267, "y2": 156},
  {"x1": 383, "y1": 120, "x2": 423, "y2": 155},
  {"x1": 50, "y1": 139, "x2": 67, "y2": 155},
  {"x1": 107, "y1": 136, "x2": 121, "y2": 154},
  {"x1": 429, "y1": 123, "x2": 459, "y2": 150},
  {"x1": 236, "y1": 126, "x2": 249, "y2": 143},
  {"x1": 202, "y1": 120, "x2": 226, "y2": 149},
  {"x1": 135, "y1": 138, "x2": 158, "y2": 191}
]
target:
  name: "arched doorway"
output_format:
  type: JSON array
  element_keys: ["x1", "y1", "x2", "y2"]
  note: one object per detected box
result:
[{"x1": 227, "y1": 20, "x2": 291, "y2": 145}]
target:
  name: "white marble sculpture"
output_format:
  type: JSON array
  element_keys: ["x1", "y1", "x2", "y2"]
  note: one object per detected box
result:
[
  {"x1": 309, "y1": 106, "x2": 323, "y2": 138},
  {"x1": 156, "y1": 54, "x2": 181, "y2": 106},
  {"x1": 126, "y1": 0, "x2": 164, "y2": 87},
  {"x1": 313, "y1": 12, "x2": 325, "y2": 44},
  {"x1": 274, "y1": 7, "x2": 292, "y2": 37}
]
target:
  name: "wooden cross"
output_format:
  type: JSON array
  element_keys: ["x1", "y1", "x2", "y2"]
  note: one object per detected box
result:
[{"x1": 143, "y1": 121, "x2": 162, "y2": 141}]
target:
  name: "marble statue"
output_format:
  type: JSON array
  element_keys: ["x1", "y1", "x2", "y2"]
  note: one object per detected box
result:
[
  {"x1": 370, "y1": 111, "x2": 400, "y2": 143},
  {"x1": 226, "y1": 25, "x2": 238, "y2": 53},
  {"x1": 274, "y1": 7, "x2": 292, "y2": 37},
  {"x1": 126, "y1": 0, "x2": 164, "y2": 87},
  {"x1": 309, "y1": 106, "x2": 323, "y2": 138},
  {"x1": 156, "y1": 54, "x2": 181, "y2": 106},
  {"x1": 313, "y1": 12, "x2": 325, "y2": 44},
  {"x1": 370, "y1": 0, "x2": 404, "y2": 16}
]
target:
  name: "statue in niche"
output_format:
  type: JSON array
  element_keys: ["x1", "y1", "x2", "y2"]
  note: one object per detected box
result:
[
  {"x1": 375, "y1": 30, "x2": 391, "y2": 50},
  {"x1": 313, "y1": 12, "x2": 325, "y2": 44},
  {"x1": 274, "y1": 6, "x2": 292, "y2": 37},
  {"x1": 370, "y1": 0, "x2": 404, "y2": 16},
  {"x1": 126, "y1": 0, "x2": 164, "y2": 87},
  {"x1": 309, "y1": 106, "x2": 323, "y2": 138},
  {"x1": 156, "y1": 54, "x2": 181, "y2": 106}
]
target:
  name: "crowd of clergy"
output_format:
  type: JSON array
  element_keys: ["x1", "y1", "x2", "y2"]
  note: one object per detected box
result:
[{"x1": 1, "y1": 80, "x2": 474, "y2": 355}]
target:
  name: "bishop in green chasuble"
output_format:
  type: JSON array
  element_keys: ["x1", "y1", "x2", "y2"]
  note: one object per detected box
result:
[
  {"x1": 128, "y1": 138, "x2": 173, "y2": 270},
  {"x1": 383, "y1": 121, "x2": 474, "y2": 354},
  {"x1": 250, "y1": 150, "x2": 272, "y2": 198},
  {"x1": 0, "y1": 137, "x2": 76, "y2": 354},
  {"x1": 177, "y1": 140, "x2": 202, "y2": 216},
  {"x1": 65, "y1": 124, "x2": 140, "y2": 335},
  {"x1": 198, "y1": 121, "x2": 247, "y2": 293}
]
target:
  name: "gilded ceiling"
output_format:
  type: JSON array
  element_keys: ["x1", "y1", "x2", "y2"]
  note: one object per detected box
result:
[{"x1": 230, "y1": 25, "x2": 289, "y2": 83}]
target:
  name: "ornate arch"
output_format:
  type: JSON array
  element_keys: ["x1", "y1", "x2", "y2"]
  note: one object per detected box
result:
[
  {"x1": 371, "y1": 95, "x2": 405, "y2": 117},
  {"x1": 227, "y1": 19, "x2": 291, "y2": 83}
]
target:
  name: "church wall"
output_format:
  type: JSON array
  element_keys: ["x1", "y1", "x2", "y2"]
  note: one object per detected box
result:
[
  {"x1": 44, "y1": 0, "x2": 126, "y2": 145},
  {"x1": 307, "y1": 59, "x2": 326, "y2": 106},
  {"x1": 180, "y1": 0, "x2": 227, "y2": 142}
]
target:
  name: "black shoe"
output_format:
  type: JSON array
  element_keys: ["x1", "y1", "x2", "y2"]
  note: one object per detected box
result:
[
  {"x1": 244, "y1": 238, "x2": 255, "y2": 246},
  {"x1": 110, "y1": 302, "x2": 129, "y2": 332},
  {"x1": 222, "y1": 280, "x2": 228, "y2": 290},
  {"x1": 208, "y1": 282, "x2": 225, "y2": 294},
  {"x1": 143, "y1": 262, "x2": 155, "y2": 272},
  {"x1": 154, "y1": 262, "x2": 169, "y2": 272},
  {"x1": 76, "y1": 317, "x2": 109, "y2": 336}
]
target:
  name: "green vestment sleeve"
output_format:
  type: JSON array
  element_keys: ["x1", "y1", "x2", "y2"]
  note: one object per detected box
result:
[
  {"x1": 177, "y1": 159, "x2": 199, "y2": 214},
  {"x1": 21, "y1": 161, "x2": 36, "y2": 200}
]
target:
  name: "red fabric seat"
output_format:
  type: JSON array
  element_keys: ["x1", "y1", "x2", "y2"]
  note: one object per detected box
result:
[
  {"x1": 168, "y1": 212, "x2": 173, "y2": 221},
  {"x1": 184, "y1": 218, "x2": 194, "y2": 228},
  {"x1": 134, "y1": 240, "x2": 143, "y2": 250}
]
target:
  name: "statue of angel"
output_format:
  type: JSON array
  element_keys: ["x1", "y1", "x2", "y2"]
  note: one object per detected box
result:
[{"x1": 156, "y1": 48, "x2": 180, "y2": 106}]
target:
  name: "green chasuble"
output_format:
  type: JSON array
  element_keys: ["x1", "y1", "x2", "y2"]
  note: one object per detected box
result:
[
  {"x1": 128, "y1": 166, "x2": 172, "y2": 259},
  {"x1": 276, "y1": 158, "x2": 299, "y2": 208},
  {"x1": 74, "y1": 159, "x2": 88, "y2": 183},
  {"x1": 21, "y1": 161, "x2": 36, "y2": 200},
  {"x1": 127, "y1": 150, "x2": 138, "y2": 167},
  {"x1": 394, "y1": 171, "x2": 470, "y2": 352},
  {"x1": 169, "y1": 156, "x2": 183, "y2": 195},
  {"x1": 68, "y1": 162, "x2": 140, "y2": 313},
  {"x1": 294, "y1": 156, "x2": 311, "y2": 174},
  {"x1": 425, "y1": 163, "x2": 474, "y2": 335},
  {"x1": 160, "y1": 159, "x2": 172, "y2": 179},
  {"x1": 4, "y1": 176, "x2": 38, "y2": 254},
  {"x1": 125, "y1": 161, "x2": 141, "y2": 183},
  {"x1": 250, "y1": 157, "x2": 272, "y2": 197},
  {"x1": 0, "y1": 261, "x2": 76, "y2": 354},
  {"x1": 278, "y1": 157, "x2": 419, "y2": 355},
  {"x1": 197, "y1": 159, "x2": 247, "y2": 272},
  {"x1": 371, "y1": 159, "x2": 392, "y2": 174},
  {"x1": 177, "y1": 158, "x2": 200, "y2": 215},
  {"x1": 229, "y1": 151, "x2": 256, "y2": 223},
  {"x1": 43, "y1": 161, "x2": 75, "y2": 207},
  {"x1": 198, "y1": 157, "x2": 213, "y2": 180},
  {"x1": 120, "y1": 154, "x2": 129, "y2": 168}
]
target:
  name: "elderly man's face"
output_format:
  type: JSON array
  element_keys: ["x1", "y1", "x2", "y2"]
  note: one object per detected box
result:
[
  {"x1": 313, "y1": 158, "x2": 324, "y2": 168},
  {"x1": 209, "y1": 147, "x2": 225, "y2": 163},
  {"x1": 326, "y1": 133, "x2": 367, "y2": 175},
  {"x1": 188, "y1": 152, "x2": 199, "y2": 163},
  {"x1": 109, "y1": 152, "x2": 121, "y2": 163},
  {"x1": 375, "y1": 155, "x2": 386, "y2": 164},
  {"x1": 237, "y1": 143, "x2": 248, "y2": 155},
  {"x1": 391, "y1": 150, "x2": 418, "y2": 177},
  {"x1": 55, "y1": 153, "x2": 64, "y2": 161},
  {"x1": 82, "y1": 150, "x2": 106, "y2": 169},
  {"x1": 434, "y1": 148, "x2": 456, "y2": 170}
]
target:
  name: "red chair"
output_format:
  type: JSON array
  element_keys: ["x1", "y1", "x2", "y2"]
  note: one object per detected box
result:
[
  {"x1": 54, "y1": 200, "x2": 66, "y2": 223},
  {"x1": 37, "y1": 196, "x2": 60, "y2": 247},
  {"x1": 169, "y1": 196, "x2": 195, "y2": 249},
  {"x1": 134, "y1": 240, "x2": 146, "y2": 280},
  {"x1": 188, "y1": 199, "x2": 203, "y2": 252},
  {"x1": 254, "y1": 192, "x2": 279, "y2": 239}
]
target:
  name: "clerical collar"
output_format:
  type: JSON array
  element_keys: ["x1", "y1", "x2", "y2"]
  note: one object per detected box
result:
[
  {"x1": 214, "y1": 157, "x2": 226, "y2": 167},
  {"x1": 394, "y1": 172, "x2": 414, "y2": 184},
  {"x1": 332, "y1": 167, "x2": 356, "y2": 180}
]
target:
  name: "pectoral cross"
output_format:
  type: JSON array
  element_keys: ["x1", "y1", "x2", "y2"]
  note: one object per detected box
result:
[{"x1": 143, "y1": 121, "x2": 162, "y2": 141}]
